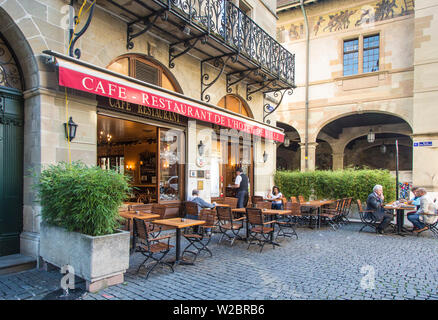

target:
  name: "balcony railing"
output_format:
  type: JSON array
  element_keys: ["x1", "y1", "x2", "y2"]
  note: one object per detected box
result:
[{"x1": 159, "y1": 0, "x2": 295, "y2": 87}]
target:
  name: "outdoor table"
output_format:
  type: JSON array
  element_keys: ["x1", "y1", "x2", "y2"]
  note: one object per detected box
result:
[
  {"x1": 119, "y1": 212, "x2": 160, "y2": 250},
  {"x1": 152, "y1": 218, "x2": 205, "y2": 265},
  {"x1": 384, "y1": 202, "x2": 416, "y2": 236},
  {"x1": 300, "y1": 200, "x2": 335, "y2": 229},
  {"x1": 214, "y1": 203, "x2": 230, "y2": 207}
]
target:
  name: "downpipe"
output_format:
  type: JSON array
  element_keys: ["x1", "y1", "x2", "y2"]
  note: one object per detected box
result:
[{"x1": 300, "y1": 0, "x2": 310, "y2": 171}]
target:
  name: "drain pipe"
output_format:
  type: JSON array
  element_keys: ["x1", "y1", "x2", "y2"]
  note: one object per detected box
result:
[{"x1": 300, "y1": 0, "x2": 310, "y2": 171}]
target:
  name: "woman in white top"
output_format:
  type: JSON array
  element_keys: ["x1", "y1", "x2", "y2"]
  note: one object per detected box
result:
[{"x1": 268, "y1": 186, "x2": 283, "y2": 210}]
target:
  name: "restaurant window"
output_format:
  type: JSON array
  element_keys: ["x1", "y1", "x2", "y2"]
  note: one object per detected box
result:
[
  {"x1": 217, "y1": 94, "x2": 253, "y2": 118},
  {"x1": 159, "y1": 128, "x2": 185, "y2": 201},
  {"x1": 107, "y1": 54, "x2": 182, "y2": 93},
  {"x1": 363, "y1": 34, "x2": 380, "y2": 73},
  {"x1": 343, "y1": 38, "x2": 359, "y2": 76}
]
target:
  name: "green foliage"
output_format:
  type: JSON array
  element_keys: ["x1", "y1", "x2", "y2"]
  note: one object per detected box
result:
[
  {"x1": 274, "y1": 169, "x2": 396, "y2": 202},
  {"x1": 35, "y1": 162, "x2": 131, "y2": 236}
]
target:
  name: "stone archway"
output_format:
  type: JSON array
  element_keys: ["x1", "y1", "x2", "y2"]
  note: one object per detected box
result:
[
  {"x1": 276, "y1": 122, "x2": 301, "y2": 171},
  {"x1": 316, "y1": 112, "x2": 413, "y2": 171},
  {"x1": 0, "y1": 5, "x2": 41, "y2": 258}
]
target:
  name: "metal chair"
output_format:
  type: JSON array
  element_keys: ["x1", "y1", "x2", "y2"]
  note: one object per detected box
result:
[
  {"x1": 183, "y1": 201, "x2": 199, "y2": 218},
  {"x1": 182, "y1": 209, "x2": 217, "y2": 262},
  {"x1": 415, "y1": 214, "x2": 438, "y2": 238},
  {"x1": 216, "y1": 206, "x2": 245, "y2": 246},
  {"x1": 251, "y1": 195, "x2": 264, "y2": 207},
  {"x1": 132, "y1": 218, "x2": 174, "y2": 279},
  {"x1": 224, "y1": 197, "x2": 238, "y2": 209},
  {"x1": 276, "y1": 202, "x2": 299, "y2": 240},
  {"x1": 320, "y1": 199, "x2": 343, "y2": 230},
  {"x1": 246, "y1": 208, "x2": 277, "y2": 252},
  {"x1": 357, "y1": 199, "x2": 379, "y2": 233}
]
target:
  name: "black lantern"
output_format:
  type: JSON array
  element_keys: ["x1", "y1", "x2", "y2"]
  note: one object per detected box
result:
[
  {"x1": 263, "y1": 151, "x2": 268, "y2": 163},
  {"x1": 198, "y1": 140, "x2": 205, "y2": 156},
  {"x1": 64, "y1": 116, "x2": 78, "y2": 142}
]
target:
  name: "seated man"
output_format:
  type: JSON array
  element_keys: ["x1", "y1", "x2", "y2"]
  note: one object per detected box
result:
[
  {"x1": 366, "y1": 184, "x2": 394, "y2": 234},
  {"x1": 407, "y1": 188, "x2": 437, "y2": 233},
  {"x1": 187, "y1": 189, "x2": 216, "y2": 219}
]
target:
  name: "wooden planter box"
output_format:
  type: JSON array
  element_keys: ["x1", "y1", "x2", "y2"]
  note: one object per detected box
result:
[{"x1": 40, "y1": 223, "x2": 130, "y2": 292}]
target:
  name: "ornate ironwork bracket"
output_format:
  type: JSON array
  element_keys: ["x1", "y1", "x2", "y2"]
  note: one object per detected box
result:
[
  {"x1": 69, "y1": 0, "x2": 96, "y2": 59},
  {"x1": 127, "y1": 9, "x2": 168, "y2": 50},
  {"x1": 246, "y1": 78, "x2": 277, "y2": 101},
  {"x1": 263, "y1": 88, "x2": 293, "y2": 123},
  {"x1": 201, "y1": 54, "x2": 238, "y2": 102},
  {"x1": 169, "y1": 34, "x2": 208, "y2": 69},
  {"x1": 226, "y1": 68, "x2": 259, "y2": 94}
]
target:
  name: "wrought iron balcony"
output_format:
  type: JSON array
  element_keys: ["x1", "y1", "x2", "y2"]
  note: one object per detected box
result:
[{"x1": 100, "y1": 0, "x2": 296, "y2": 102}]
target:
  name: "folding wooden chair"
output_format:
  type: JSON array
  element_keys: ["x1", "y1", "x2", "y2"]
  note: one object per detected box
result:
[
  {"x1": 216, "y1": 206, "x2": 245, "y2": 246},
  {"x1": 246, "y1": 208, "x2": 277, "y2": 252},
  {"x1": 133, "y1": 218, "x2": 174, "y2": 279},
  {"x1": 182, "y1": 209, "x2": 217, "y2": 262},
  {"x1": 357, "y1": 199, "x2": 379, "y2": 233},
  {"x1": 276, "y1": 202, "x2": 299, "y2": 240}
]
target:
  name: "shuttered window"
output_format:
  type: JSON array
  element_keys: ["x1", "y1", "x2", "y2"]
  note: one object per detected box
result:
[{"x1": 134, "y1": 59, "x2": 159, "y2": 85}]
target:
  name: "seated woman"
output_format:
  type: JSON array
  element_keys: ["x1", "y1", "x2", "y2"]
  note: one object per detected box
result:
[
  {"x1": 267, "y1": 186, "x2": 283, "y2": 210},
  {"x1": 407, "y1": 188, "x2": 437, "y2": 233}
]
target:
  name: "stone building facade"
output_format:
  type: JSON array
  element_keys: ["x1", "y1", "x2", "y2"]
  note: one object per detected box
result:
[
  {"x1": 0, "y1": 0, "x2": 292, "y2": 258},
  {"x1": 276, "y1": 0, "x2": 438, "y2": 197}
]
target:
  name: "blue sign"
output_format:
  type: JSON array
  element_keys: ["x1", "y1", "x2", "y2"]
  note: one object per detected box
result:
[{"x1": 414, "y1": 141, "x2": 432, "y2": 147}]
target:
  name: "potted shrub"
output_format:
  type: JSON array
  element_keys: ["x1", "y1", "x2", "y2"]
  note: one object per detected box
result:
[{"x1": 36, "y1": 162, "x2": 131, "y2": 292}]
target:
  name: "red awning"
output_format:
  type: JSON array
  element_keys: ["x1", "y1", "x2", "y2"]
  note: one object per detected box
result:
[{"x1": 50, "y1": 52, "x2": 285, "y2": 142}]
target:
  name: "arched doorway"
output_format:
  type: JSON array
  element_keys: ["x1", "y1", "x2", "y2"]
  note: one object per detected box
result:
[
  {"x1": 276, "y1": 122, "x2": 300, "y2": 171},
  {"x1": 217, "y1": 94, "x2": 253, "y2": 118},
  {"x1": 0, "y1": 34, "x2": 24, "y2": 256}
]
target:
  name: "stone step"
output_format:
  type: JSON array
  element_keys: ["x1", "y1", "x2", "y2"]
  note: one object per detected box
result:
[{"x1": 0, "y1": 254, "x2": 36, "y2": 275}]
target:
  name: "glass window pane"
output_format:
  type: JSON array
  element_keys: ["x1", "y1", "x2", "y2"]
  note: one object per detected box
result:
[
  {"x1": 159, "y1": 129, "x2": 185, "y2": 201},
  {"x1": 363, "y1": 34, "x2": 380, "y2": 73},
  {"x1": 343, "y1": 38, "x2": 359, "y2": 76}
]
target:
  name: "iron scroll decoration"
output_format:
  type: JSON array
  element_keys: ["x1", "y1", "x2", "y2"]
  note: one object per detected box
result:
[
  {"x1": 263, "y1": 88, "x2": 293, "y2": 123},
  {"x1": 127, "y1": 10, "x2": 169, "y2": 50},
  {"x1": 69, "y1": 0, "x2": 96, "y2": 59},
  {"x1": 201, "y1": 53, "x2": 238, "y2": 102}
]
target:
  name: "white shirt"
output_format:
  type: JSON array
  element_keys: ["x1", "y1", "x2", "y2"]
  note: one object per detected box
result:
[
  {"x1": 235, "y1": 175, "x2": 242, "y2": 186},
  {"x1": 269, "y1": 192, "x2": 283, "y2": 204}
]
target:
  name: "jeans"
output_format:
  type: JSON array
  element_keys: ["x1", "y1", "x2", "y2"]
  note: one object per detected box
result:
[
  {"x1": 271, "y1": 202, "x2": 283, "y2": 210},
  {"x1": 408, "y1": 214, "x2": 426, "y2": 229}
]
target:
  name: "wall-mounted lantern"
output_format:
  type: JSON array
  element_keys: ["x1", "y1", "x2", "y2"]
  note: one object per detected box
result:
[{"x1": 64, "y1": 116, "x2": 78, "y2": 142}]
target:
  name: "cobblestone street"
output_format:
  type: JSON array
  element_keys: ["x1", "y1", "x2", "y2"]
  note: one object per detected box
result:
[{"x1": 1, "y1": 223, "x2": 438, "y2": 300}]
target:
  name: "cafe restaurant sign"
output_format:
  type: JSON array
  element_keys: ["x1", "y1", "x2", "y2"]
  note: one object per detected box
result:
[
  {"x1": 97, "y1": 96, "x2": 185, "y2": 125},
  {"x1": 55, "y1": 57, "x2": 285, "y2": 142}
]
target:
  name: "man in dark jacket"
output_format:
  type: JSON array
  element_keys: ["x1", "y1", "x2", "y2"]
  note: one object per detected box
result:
[{"x1": 366, "y1": 184, "x2": 394, "y2": 234}]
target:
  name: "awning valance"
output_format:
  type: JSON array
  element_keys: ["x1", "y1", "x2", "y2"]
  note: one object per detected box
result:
[{"x1": 45, "y1": 51, "x2": 284, "y2": 142}]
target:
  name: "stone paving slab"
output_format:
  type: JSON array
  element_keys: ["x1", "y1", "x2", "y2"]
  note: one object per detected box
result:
[{"x1": 1, "y1": 223, "x2": 438, "y2": 300}]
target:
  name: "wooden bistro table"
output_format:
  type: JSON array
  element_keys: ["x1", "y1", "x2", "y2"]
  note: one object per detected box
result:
[
  {"x1": 384, "y1": 202, "x2": 416, "y2": 236},
  {"x1": 119, "y1": 211, "x2": 160, "y2": 250},
  {"x1": 299, "y1": 200, "x2": 335, "y2": 229},
  {"x1": 152, "y1": 218, "x2": 205, "y2": 266}
]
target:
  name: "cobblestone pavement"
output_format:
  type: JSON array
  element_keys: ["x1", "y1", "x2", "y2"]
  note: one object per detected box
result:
[{"x1": 1, "y1": 223, "x2": 438, "y2": 300}]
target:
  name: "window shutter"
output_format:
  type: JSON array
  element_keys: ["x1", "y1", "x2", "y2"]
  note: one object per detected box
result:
[{"x1": 134, "y1": 60, "x2": 159, "y2": 85}]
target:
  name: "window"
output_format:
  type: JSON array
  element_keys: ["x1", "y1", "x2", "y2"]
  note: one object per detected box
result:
[
  {"x1": 363, "y1": 34, "x2": 380, "y2": 73},
  {"x1": 217, "y1": 94, "x2": 253, "y2": 118},
  {"x1": 239, "y1": 0, "x2": 252, "y2": 17},
  {"x1": 107, "y1": 55, "x2": 181, "y2": 93},
  {"x1": 343, "y1": 38, "x2": 359, "y2": 76}
]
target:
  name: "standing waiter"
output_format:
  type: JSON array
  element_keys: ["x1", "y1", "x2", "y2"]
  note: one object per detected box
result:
[{"x1": 232, "y1": 167, "x2": 249, "y2": 208}]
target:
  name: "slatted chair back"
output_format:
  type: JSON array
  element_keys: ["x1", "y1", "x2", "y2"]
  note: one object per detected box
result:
[
  {"x1": 184, "y1": 201, "x2": 199, "y2": 217},
  {"x1": 152, "y1": 204, "x2": 167, "y2": 218},
  {"x1": 199, "y1": 209, "x2": 217, "y2": 228},
  {"x1": 216, "y1": 206, "x2": 233, "y2": 222},
  {"x1": 285, "y1": 202, "x2": 301, "y2": 215},
  {"x1": 356, "y1": 199, "x2": 367, "y2": 220},
  {"x1": 246, "y1": 208, "x2": 264, "y2": 226},
  {"x1": 290, "y1": 196, "x2": 298, "y2": 203},
  {"x1": 133, "y1": 218, "x2": 155, "y2": 249},
  {"x1": 130, "y1": 204, "x2": 152, "y2": 212},
  {"x1": 255, "y1": 201, "x2": 271, "y2": 210},
  {"x1": 298, "y1": 195, "x2": 305, "y2": 203},
  {"x1": 224, "y1": 197, "x2": 238, "y2": 208},
  {"x1": 251, "y1": 195, "x2": 264, "y2": 204}
]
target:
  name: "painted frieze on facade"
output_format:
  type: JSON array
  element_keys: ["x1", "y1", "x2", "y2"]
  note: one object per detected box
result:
[{"x1": 277, "y1": 0, "x2": 415, "y2": 42}]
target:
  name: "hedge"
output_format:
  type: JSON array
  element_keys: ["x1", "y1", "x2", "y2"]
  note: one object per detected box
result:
[{"x1": 274, "y1": 169, "x2": 396, "y2": 203}]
